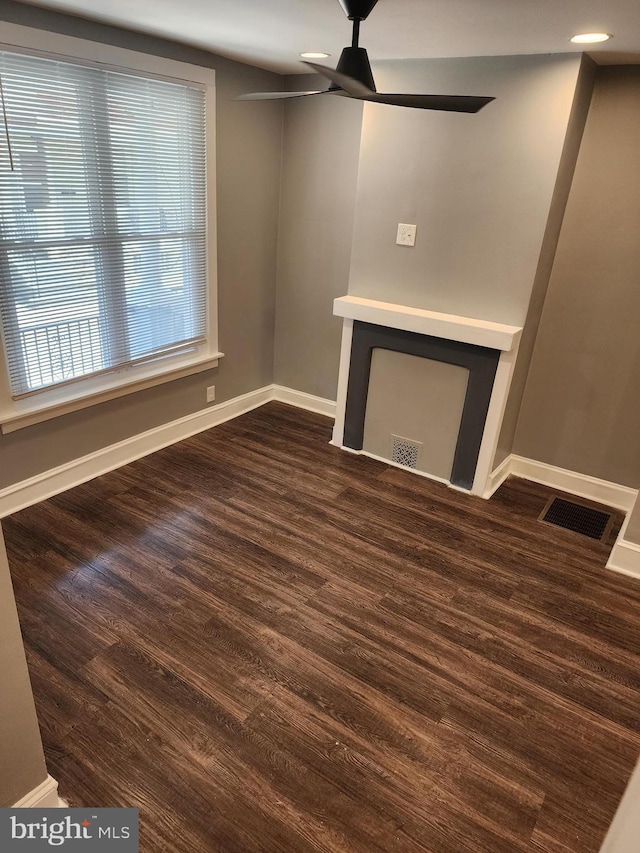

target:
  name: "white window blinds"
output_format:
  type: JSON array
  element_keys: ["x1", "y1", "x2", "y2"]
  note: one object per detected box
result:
[{"x1": 0, "y1": 50, "x2": 207, "y2": 398}]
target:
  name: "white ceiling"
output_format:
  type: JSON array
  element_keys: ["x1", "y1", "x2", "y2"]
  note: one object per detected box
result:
[{"x1": 13, "y1": 0, "x2": 640, "y2": 74}]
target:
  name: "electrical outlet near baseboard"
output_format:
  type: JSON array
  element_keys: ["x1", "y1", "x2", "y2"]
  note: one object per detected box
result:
[{"x1": 206, "y1": 385, "x2": 215, "y2": 403}]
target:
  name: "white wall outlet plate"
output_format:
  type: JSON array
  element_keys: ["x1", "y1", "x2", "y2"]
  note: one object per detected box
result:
[
  {"x1": 396, "y1": 223, "x2": 417, "y2": 247},
  {"x1": 206, "y1": 385, "x2": 216, "y2": 403}
]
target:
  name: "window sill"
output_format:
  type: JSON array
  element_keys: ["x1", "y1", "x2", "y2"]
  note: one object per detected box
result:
[{"x1": 0, "y1": 351, "x2": 224, "y2": 434}]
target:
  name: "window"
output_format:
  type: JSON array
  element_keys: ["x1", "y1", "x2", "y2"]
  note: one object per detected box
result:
[{"x1": 0, "y1": 37, "x2": 217, "y2": 431}]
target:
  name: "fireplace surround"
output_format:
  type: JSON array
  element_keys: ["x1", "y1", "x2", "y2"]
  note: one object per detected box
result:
[{"x1": 332, "y1": 296, "x2": 523, "y2": 497}]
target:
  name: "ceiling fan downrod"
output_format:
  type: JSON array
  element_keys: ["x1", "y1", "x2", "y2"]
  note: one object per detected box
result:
[
  {"x1": 352, "y1": 18, "x2": 360, "y2": 48},
  {"x1": 334, "y1": 3, "x2": 377, "y2": 91}
]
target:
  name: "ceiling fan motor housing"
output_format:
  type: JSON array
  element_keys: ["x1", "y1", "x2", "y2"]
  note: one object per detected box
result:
[
  {"x1": 338, "y1": 0, "x2": 380, "y2": 21},
  {"x1": 335, "y1": 47, "x2": 377, "y2": 91}
]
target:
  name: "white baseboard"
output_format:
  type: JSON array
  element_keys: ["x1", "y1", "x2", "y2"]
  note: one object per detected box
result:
[
  {"x1": 0, "y1": 385, "x2": 337, "y2": 519},
  {"x1": 486, "y1": 455, "x2": 640, "y2": 580},
  {"x1": 508, "y1": 455, "x2": 638, "y2": 512},
  {"x1": 607, "y1": 494, "x2": 640, "y2": 579},
  {"x1": 13, "y1": 775, "x2": 62, "y2": 808},
  {"x1": 0, "y1": 385, "x2": 274, "y2": 519},
  {"x1": 272, "y1": 385, "x2": 336, "y2": 418},
  {"x1": 607, "y1": 539, "x2": 640, "y2": 579},
  {"x1": 483, "y1": 454, "x2": 513, "y2": 499}
]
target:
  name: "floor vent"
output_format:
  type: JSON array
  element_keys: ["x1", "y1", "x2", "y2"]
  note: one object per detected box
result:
[
  {"x1": 539, "y1": 497, "x2": 614, "y2": 541},
  {"x1": 391, "y1": 435, "x2": 421, "y2": 469}
]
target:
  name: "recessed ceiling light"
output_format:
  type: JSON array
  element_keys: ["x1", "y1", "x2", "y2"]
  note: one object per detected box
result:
[
  {"x1": 300, "y1": 52, "x2": 330, "y2": 59},
  {"x1": 570, "y1": 32, "x2": 612, "y2": 44}
]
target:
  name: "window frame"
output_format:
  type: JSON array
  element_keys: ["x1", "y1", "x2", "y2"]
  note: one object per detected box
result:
[{"x1": 0, "y1": 24, "x2": 220, "y2": 434}]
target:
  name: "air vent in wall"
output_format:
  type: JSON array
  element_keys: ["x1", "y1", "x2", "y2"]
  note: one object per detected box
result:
[
  {"x1": 539, "y1": 497, "x2": 614, "y2": 541},
  {"x1": 391, "y1": 435, "x2": 422, "y2": 469}
]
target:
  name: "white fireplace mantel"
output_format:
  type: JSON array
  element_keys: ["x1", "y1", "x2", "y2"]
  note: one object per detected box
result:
[
  {"x1": 332, "y1": 295, "x2": 523, "y2": 498},
  {"x1": 333, "y1": 296, "x2": 522, "y2": 352}
]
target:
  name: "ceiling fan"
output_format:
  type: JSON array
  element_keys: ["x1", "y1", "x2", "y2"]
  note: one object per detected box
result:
[{"x1": 238, "y1": 0, "x2": 495, "y2": 113}]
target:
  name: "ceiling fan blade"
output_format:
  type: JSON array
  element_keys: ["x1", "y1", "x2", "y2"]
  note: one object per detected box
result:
[
  {"x1": 302, "y1": 63, "x2": 494, "y2": 113},
  {"x1": 236, "y1": 89, "x2": 327, "y2": 101},
  {"x1": 302, "y1": 60, "x2": 373, "y2": 97},
  {"x1": 363, "y1": 93, "x2": 495, "y2": 113}
]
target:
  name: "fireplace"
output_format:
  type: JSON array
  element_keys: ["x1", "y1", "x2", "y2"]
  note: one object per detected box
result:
[{"x1": 332, "y1": 296, "x2": 522, "y2": 497}]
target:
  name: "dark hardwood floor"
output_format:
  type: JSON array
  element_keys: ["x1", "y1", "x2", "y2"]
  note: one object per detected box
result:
[{"x1": 5, "y1": 402, "x2": 640, "y2": 852}]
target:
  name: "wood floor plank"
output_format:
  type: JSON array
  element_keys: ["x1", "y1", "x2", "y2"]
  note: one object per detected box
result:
[
  {"x1": 83, "y1": 641, "x2": 393, "y2": 853},
  {"x1": 4, "y1": 401, "x2": 640, "y2": 852}
]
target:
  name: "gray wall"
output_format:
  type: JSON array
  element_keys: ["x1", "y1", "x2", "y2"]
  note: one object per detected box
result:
[
  {"x1": 348, "y1": 55, "x2": 582, "y2": 326},
  {"x1": 513, "y1": 67, "x2": 640, "y2": 489},
  {"x1": 494, "y1": 55, "x2": 597, "y2": 469},
  {"x1": 0, "y1": 1, "x2": 283, "y2": 487},
  {"x1": 274, "y1": 54, "x2": 584, "y2": 411},
  {"x1": 274, "y1": 77, "x2": 363, "y2": 400},
  {"x1": 0, "y1": 526, "x2": 48, "y2": 806}
]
